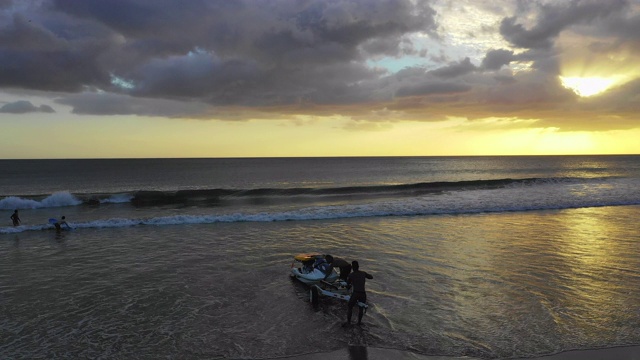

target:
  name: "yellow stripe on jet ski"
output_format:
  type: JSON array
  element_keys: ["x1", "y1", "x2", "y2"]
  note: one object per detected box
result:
[{"x1": 294, "y1": 253, "x2": 324, "y2": 262}]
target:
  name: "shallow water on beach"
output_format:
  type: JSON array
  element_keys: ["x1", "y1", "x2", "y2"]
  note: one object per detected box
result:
[
  {"x1": 1, "y1": 156, "x2": 639, "y2": 358},
  {"x1": 1, "y1": 205, "x2": 638, "y2": 359}
]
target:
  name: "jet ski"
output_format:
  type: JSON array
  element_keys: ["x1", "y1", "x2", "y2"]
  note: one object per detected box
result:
[
  {"x1": 290, "y1": 253, "x2": 367, "y2": 309},
  {"x1": 290, "y1": 253, "x2": 339, "y2": 284}
]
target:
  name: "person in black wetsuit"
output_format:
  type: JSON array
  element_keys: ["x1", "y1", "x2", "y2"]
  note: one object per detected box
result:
[
  {"x1": 54, "y1": 216, "x2": 70, "y2": 231},
  {"x1": 10, "y1": 210, "x2": 21, "y2": 226},
  {"x1": 344, "y1": 260, "x2": 373, "y2": 326},
  {"x1": 324, "y1": 254, "x2": 352, "y2": 281}
]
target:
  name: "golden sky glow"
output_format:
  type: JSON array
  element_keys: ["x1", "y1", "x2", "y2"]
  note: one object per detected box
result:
[{"x1": 1, "y1": 0, "x2": 639, "y2": 158}]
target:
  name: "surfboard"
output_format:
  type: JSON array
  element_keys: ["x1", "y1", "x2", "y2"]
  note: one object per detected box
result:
[{"x1": 48, "y1": 218, "x2": 58, "y2": 224}]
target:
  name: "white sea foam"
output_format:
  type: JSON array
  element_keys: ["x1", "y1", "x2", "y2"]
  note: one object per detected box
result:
[
  {"x1": 2, "y1": 178, "x2": 640, "y2": 234},
  {"x1": 100, "y1": 194, "x2": 134, "y2": 204},
  {"x1": 0, "y1": 192, "x2": 82, "y2": 210},
  {"x1": 40, "y1": 192, "x2": 82, "y2": 208},
  {"x1": 0, "y1": 196, "x2": 41, "y2": 210}
]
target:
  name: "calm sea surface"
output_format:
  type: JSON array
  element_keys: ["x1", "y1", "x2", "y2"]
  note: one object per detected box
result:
[{"x1": 0, "y1": 156, "x2": 639, "y2": 359}]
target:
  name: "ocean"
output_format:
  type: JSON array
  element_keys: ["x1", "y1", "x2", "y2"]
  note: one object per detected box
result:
[{"x1": 0, "y1": 156, "x2": 639, "y2": 359}]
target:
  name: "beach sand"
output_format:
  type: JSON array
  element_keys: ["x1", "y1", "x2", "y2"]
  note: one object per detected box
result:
[
  {"x1": 525, "y1": 345, "x2": 640, "y2": 360},
  {"x1": 283, "y1": 345, "x2": 640, "y2": 360}
]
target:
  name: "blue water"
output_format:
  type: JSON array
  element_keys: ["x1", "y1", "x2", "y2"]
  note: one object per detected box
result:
[{"x1": 0, "y1": 156, "x2": 639, "y2": 359}]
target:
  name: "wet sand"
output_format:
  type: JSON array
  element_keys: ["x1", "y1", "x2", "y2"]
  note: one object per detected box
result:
[
  {"x1": 524, "y1": 345, "x2": 640, "y2": 360},
  {"x1": 282, "y1": 345, "x2": 640, "y2": 360}
]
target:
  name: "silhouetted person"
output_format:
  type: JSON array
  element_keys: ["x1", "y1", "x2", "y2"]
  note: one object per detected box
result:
[
  {"x1": 10, "y1": 210, "x2": 20, "y2": 226},
  {"x1": 344, "y1": 260, "x2": 373, "y2": 326},
  {"x1": 54, "y1": 216, "x2": 70, "y2": 231},
  {"x1": 324, "y1": 254, "x2": 352, "y2": 281}
]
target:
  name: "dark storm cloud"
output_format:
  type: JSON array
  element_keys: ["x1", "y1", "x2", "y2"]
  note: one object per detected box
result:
[
  {"x1": 0, "y1": 100, "x2": 54, "y2": 113},
  {"x1": 608, "y1": 12, "x2": 640, "y2": 39},
  {"x1": 396, "y1": 82, "x2": 471, "y2": 98},
  {"x1": 481, "y1": 49, "x2": 514, "y2": 71},
  {"x1": 360, "y1": 37, "x2": 420, "y2": 58},
  {"x1": 0, "y1": 0, "x2": 438, "y2": 111},
  {"x1": 0, "y1": 14, "x2": 65, "y2": 51},
  {"x1": 500, "y1": 0, "x2": 627, "y2": 49},
  {"x1": 1, "y1": 0, "x2": 640, "y2": 133},
  {"x1": 130, "y1": 51, "x2": 262, "y2": 101},
  {"x1": 390, "y1": 57, "x2": 482, "y2": 101},
  {"x1": 55, "y1": 92, "x2": 208, "y2": 117},
  {"x1": 428, "y1": 57, "x2": 476, "y2": 78},
  {"x1": 0, "y1": 7, "x2": 119, "y2": 91}
]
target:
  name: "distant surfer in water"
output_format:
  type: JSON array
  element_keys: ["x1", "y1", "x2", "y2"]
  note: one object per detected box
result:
[
  {"x1": 54, "y1": 216, "x2": 70, "y2": 231},
  {"x1": 10, "y1": 210, "x2": 20, "y2": 226}
]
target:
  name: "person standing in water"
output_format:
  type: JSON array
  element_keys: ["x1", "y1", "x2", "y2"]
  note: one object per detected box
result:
[
  {"x1": 10, "y1": 210, "x2": 21, "y2": 226},
  {"x1": 344, "y1": 260, "x2": 373, "y2": 326}
]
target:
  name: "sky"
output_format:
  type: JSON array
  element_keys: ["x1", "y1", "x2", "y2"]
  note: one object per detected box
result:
[{"x1": 1, "y1": 0, "x2": 640, "y2": 159}]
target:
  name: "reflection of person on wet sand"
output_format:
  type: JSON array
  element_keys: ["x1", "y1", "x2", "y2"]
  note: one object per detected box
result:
[
  {"x1": 54, "y1": 216, "x2": 70, "y2": 231},
  {"x1": 348, "y1": 345, "x2": 368, "y2": 360},
  {"x1": 10, "y1": 210, "x2": 21, "y2": 226}
]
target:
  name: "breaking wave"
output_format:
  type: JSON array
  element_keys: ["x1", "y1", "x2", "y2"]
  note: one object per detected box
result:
[
  {"x1": 0, "y1": 177, "x2": 615, "y2": 210},
  {"x1": 0, "y1": 192, "x2": 82, "y2": 210},
  {"x1": 2, "y1": 176, "x2": 639, "y2": 234}
]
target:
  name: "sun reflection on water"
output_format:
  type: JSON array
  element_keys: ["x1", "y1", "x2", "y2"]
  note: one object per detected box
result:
[{"x1": 538, "y1": 206, "x2": 638, "y2": 341}]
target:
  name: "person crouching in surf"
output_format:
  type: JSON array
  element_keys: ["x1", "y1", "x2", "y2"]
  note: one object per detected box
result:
[{"x1": 54, "y1": 216, "x2": 70, "y2": 231}]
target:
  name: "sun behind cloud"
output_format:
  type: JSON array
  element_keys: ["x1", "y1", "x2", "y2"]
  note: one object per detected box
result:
[
  {"x1": 559, "y1": 76, "x2": 616, "y2": 97},
  {"x1": 558, "y1": 34, "x2": 639, "y2": 98}
]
